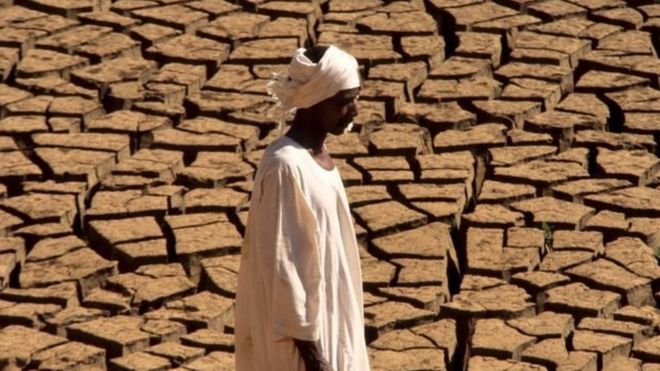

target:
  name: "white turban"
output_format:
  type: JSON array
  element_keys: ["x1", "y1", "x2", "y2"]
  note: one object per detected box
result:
[{"x1": 267, "y1": 45, "x2": 360, "y2": 113}]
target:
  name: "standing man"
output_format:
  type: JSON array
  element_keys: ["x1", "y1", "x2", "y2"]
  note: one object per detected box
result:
[{"x1": 235, "y1": 44, "x2": 370, "y2": 371}]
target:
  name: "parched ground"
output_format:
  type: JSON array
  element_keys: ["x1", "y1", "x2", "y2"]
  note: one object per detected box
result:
[{"x1": 0, "y1": 0, "x2": 658, "y2": 370}]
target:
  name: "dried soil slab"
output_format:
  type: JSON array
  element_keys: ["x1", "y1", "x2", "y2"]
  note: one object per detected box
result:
[
  {"x1": 540, "y1": 250, "x2": 594, "y2": 272},
  {"x1": 552, "y1": 231, "x2": 604, "y2": 254},
  {"x1": 463, "y1": 204, "x2": 524, "y2": 228},
  {"x1": 145, "y1": 291, "x2": 234, "y2": 331},
  {"x1": 454, "y1": 31, "x2": 501, "y2": 67},
  {"x1": 556, "y1": 351, "x2": 598, "y2": 371},
  {"x1": 400, "y1": 34, "x2": 445, "y2": 67},
  {"x1": 35, "y1": 24, "x2": 112, "y2": 54},
  {"x1": 30, "y1": 341, "x2": 106, "y2": 370},
  {"x1": 1, "y1": 192, "x2": 77, "y2": 226},
  {"x1": 478, "y1": 180, "x2": 536, "y2": 205},
  {"x1": 34, "y1": 148, "x2": 116, "y2": 187},
  {"x1": 108, "y1": 150, "x2": 180, "y2": 185},
  {"x1": 371, "y1": 222, "x2": 453, "y2": 259},
  {"x1": 472, "y1": 318, "x2": 536, "y2": 360},
  {"x1": 353, "y1": 200, "x2": 427, "y2": 237},
  {"x1": 181, "y1": 329, "x2": 234, "y2": 353},
  {"x1": 578, "y1": 317, "x2": 651, "y2": 347},
  {"x1": 398, "y1": 101, "x2": 476, "y2": 134},
  {"x1": 605, "y1": 86, "x2": 660, "y2": 113},
  {"x1": 502, "y1": 78, "x2": 563, "y2": 111},
  {"x1": 144, "y1": 341, "x2": 205, "y2": 367},
  {"x1": 585, "y1": 210, "x2": 628, "y2": 236},
  {"x1": 444, "y1": 2, "x2": 518, "y2": 30},
  {"x1": 550, "y1": 178, "x2": 632, "y2": 204},
  {"x1": 87, "y1": 110, "x2": 171, "y2": 148},
  {"x1": 182, "y1": 351, "x2": 234, "y2": 370},
  {"x1": 325, "y1": 132, "x2": 368, "y2": 158},
  {"x1": 317, "y1": 32, "x2": 400, "y2": 64},
  {"x1": 577, "y1": 70, "x2": 649, "y2": 93},
  {"x1": 624, "y1": 112, "x2": 660, "y2": 135},
  {"x1": 572, "y1": 330, "x2": 633, "y2": 369},
  {"x1": 634, "y1": 336, "x2": 660, "y2": 363},
  {"x1": 581, "y1": 50, "x2": 660, "y2": 87},
  {"x1": 364, "y1": 301, "x2": 435, "y2": 335},
  {"x1": 361, "y1": 252, "x2": 396, "y2": 288},
  {"x1": 77, "y1": 10, "x2": 138, "y2": 31},
  {"x1": 489, "y1": 146, "x2": 556, "y2": 167},
  {"x1": 467, "y1": 356, "x2": 546, "y2": 370},
  {"x1": 567, "y1": 259, "x2": 654, "y2": 306},
  {"x1": 34, "y1": 131, "x2": 128, "y2": 158},
  {"x1": 418, "y1": 76, "x2": 501, "y2": 102},
  {"x1": 542, "y1": 282, "x2": 621, "y2": 319},
  {"x1": 555, "y1": 93, "x2": 610, "y2": 123},
  {"x1": 105, "y1": 265, "x2": 196, "y2": 311},
  {"x1": 166, "y1": 213, "x2": 241, "y2": 280},
  {"x1": 514, "y1": 31, "x2": 591, "y2": 65},
  {"x1": 595, "y1": 148, "x2": 659, "y2": 186},
  {"x1": 16, "y1": 48, "x2": 87, "y2": 79},
  {"x1": 369, "y1": 348, "x2": 446, "y2": 371},
  {"x1": 0, "y1": 298, "x2": 64, "y2": 328},
  {"x1": 356, "y1": 10, "x2": 436, "y2": 35},
  {"x1": 471, "y1": 100, "x2": 543, "y2": 129},
  {"x1": 182, "y1": 188, "x2": 247, "y2": 213},
  {"x1": 428, "y1": 56, "x2": 491, "y2": 80},
  {"x1": 129, "y1": 23, "x2": 180, "y2": 49},
  {"x1": 575, "y1": 130, "x2": 656, "y2": 153},
  {"x1": 184, "y1": 0, "x2": 240, "y2": 16},
  {"x1": 87, "y1": 216, "x2": 162, "y2": 257},
  {"x1": 200, "y1": 255, "x2": 239, "y2": 297},
  {"x1": 441, "y1": 283, "x2": 534, "y2": 319},
  {"x1": 346, "y1": 185, "x2": 390, "y2": 207},
  {"x1": 147, "y1": 126, "x2": 242, "y2": 155},
  {"x1": 0, "y1": 149, "x2": 42, "y2": 182},
  {"x1": 521, "y1": 338, "x2": 569, "y2": 369},
  {"x1": 70, "y1": 57, "x2": 156, "y2": 94},
  {"x1": 132, "y1": 4, "x2": 208, "y2": 34},
  {"x1": 229, "y1": 38, "x2": 299, "y2": 65},
  {"x1": 178, "y1": 117, "x2": 259, "y2": 151},
  {"x1": 369, "y1": 61, "x2": 427, "y2": 97},
  {"x1": 67, "y1": 315, "x2": 151, "y2": 358},
  {"x1": 149, "y1": 63, "x2": 206, "y2": 96},
  {"x1": 507, "y1": 311, "x2": 574, "y2": 340},
  {"x1": 511, "y1": 196, "x2": 595, "y2": 229},
  {"x1": 393, "y1": 257, "x2": 447, "y2": 287},
  {"x1": 20, "y1": 246, "x2": 116, "y2": 296},
  {"x1": 434, "y1": 123, "x2": 506, "y2": 151},
  {"x1": 0, "y1": 325, "x2": 67, "y2": 369},
  {"x1": 179, "y1": 152, "x2": 254, "y2": 188},
  {"x1": 257, "y1": 17, "x2": 308, "y2": 44},
  {"x1": 369, "y1": 328, "x2": 436, "y2": 352},
  {"x1": 109, "y1": 350, "x2": 171, "y2": 370},
  {"x1": 198, "y1": 12, "x2": 269, "y2": 43},
  {"x1": 185, "y1": 90, "x2": 265, "y2": 117},
  {"x1": 368, "y1": 123, "x2": 431, "y2": 156},
  {"x1": 83, "y1": 287, "x2": 131, "y2": 313},
  {"x1": 605, "y1": 237, "x2": 660, "y2": 281},
  {"x1": 146, "y1": 35, "x2": 229, "y2": 75},
  {"x1": 496, "y1": 63, "x2": 573, "y2": 95},
  {"x1": 584, "y1": 187, "x2": 660, "y2": 217},
  {"x1": 525, "y1": 110, "x2": 602, "y2": 151},
  {"x1": 205, "y1": 64, "x2": 262, "y2": 94}
]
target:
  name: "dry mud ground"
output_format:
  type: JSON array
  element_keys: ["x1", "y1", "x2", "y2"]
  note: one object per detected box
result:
[{"x1": 0, "y1": 0, "x2": 659, "y2": 370}]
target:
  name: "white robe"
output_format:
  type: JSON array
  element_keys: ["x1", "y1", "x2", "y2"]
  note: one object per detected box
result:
[{"x1": 235, "y1": 135, "x2": 370, "y2": 371}]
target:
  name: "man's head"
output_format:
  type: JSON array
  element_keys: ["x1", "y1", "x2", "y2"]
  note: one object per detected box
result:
[{"x1": 268, "y1": 44, "x2": 361, "y2": 135}]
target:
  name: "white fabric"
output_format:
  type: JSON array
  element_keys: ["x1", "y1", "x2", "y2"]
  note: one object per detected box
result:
[
  {"x1": 267, "y1": 45, "x2": 361, "y2": 112},
  {"x1": 235, "y1": 135, "x2": 370, "y2": 371}
]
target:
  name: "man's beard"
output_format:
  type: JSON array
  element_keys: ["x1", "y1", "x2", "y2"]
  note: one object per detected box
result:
[{"x1": 343, "y1": 121, "x2": 354, "y2": 134}]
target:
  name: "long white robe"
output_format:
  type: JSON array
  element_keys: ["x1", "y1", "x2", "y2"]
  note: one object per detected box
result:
[{"x1": 235, "y1": 135, "x2": 370, "y2": 371}]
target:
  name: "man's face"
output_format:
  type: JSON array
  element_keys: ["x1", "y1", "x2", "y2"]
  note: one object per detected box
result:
[{"x1": 315, "y1": 88, "x2": 360, "y2": 136}]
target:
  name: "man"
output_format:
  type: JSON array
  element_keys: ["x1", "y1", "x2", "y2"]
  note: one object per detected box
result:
[{"x1": 235, "y1": 44, "x2": 370, "y2": 371}]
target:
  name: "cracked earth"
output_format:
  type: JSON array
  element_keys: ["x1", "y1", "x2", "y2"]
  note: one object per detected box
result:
[{"x1": 0, "y1": 0, "x2": 658, "y2": 370}]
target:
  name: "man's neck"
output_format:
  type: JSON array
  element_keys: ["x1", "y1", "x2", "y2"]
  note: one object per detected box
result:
[{"x1": 286, "y1": 118, "x2": 327, "y2": 154}]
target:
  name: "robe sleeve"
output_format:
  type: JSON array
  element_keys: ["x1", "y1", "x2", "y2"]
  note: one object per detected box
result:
[{"x1": 256, "y1": 162, "x2": 322, "y2": 342}]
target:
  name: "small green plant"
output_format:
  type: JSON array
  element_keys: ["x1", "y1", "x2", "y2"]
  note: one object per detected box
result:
[{"x1": 541, "y1": 221, "x2": 553, "y2": 256}]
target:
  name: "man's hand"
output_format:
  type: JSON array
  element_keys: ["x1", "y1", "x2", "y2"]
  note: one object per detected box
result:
[{"x1": 294, "y1": 339, "x2": 333, "y2": 371}]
